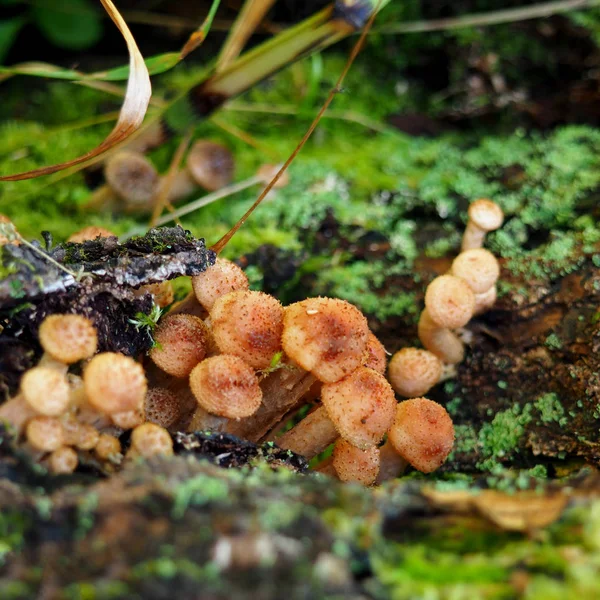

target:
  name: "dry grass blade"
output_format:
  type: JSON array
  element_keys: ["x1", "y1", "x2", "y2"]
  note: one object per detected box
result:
[{"x1": 0, "y1": 0, "x2": 151, "y2": 182}]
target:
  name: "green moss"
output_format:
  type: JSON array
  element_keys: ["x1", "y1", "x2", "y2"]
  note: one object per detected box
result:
[
  {"x1": 171, "y1": 473, "x2": 231, "y2": 519},
  {"x1": 0, "y1": 510, "x2": 30, "y2": 566},
  {"x1": 534, "y1": 393, "x2": 568, "y2": 427}
]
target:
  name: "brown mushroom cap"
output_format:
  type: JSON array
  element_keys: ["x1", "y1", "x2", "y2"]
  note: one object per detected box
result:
[
  {"x1": 150, "y1": 314, "x2": 209, "y2": 378},
  {"x1": 67, "y1": 226, "x2": 115, "y2": 243},
  {"x1": 425, "y1": 275, "x2": 475, "y2": 329},
  {"x1": 48, "y1": 447, "x2": 78, "y2": 474},
  {"x1": 363, "y1": 332, "x2": 387, "y2": 374},
  {"x1": 210, "y1": 290, "x2": 284, "y2": 370},
  {"x1": 21, "y1": 367, "x2": 71, "y2": 416},
  {"x1": 145, "y1": 387, "x2": 181, "y2": 429},
  {"x1": 387, "y1": 397, "x2": 454, "y2": 473},
  {"x1": 39, "y1": 314, "x2": 98, "y2": 364},
  {"x1": 332, "y1": 439, "x2": 380, "y2": 486},
  {"x1": 191, "y1": 257, "x2": 249, "y2": 312},
  {"x1": 321, "y1": 367, "x2": 396, "y2": 449},
  {"x1": 26, "y1": 416, "x2": 64, "y2": 452},
  {"x1": 84, "y1": 353, "x2": 147, "y2": 414},
  {"x1": 130, "y1": 423, "x2": 173, "y2": 458},
  {"x1": 387, "y1": 348, "x2": 443, "y2": 398},
  {"x1": 104, "y1": 151, "x2": 159, "y2": 209},
  {"x1": 282, "y1": 297, "x2": 369, "y2": 383},
  {"x1": 451, "y1": 249, "x2": 500, "y2": 294},
  {"x1": 95, "y1": 433, "x2": 122, "y2": 461},
  {"x1": 468, "y1": 199, "x2": 504, "y2": 232},
  {"x1": 189, "y1": 355, "x2": 262, "y2": 419},
  {"x1": 187, "y1": 140, "x2": 235, "y2": 191}
]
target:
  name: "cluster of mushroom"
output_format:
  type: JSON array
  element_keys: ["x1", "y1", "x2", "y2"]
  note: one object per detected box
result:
[{"x1": 0, "y1": 313, "x2": 174, "y2": 473}]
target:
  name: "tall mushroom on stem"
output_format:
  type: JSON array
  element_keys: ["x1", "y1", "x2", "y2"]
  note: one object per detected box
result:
[
  {"x1": 461, "y1": 198, "x2": 504, "y2": 251},
  {"x1": 451, "y1": 248, "x2": 500, "y2": 315}
]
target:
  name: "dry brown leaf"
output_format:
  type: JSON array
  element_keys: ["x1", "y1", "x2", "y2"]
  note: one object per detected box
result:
[{"x1": 0, "y1": 0, "x2": 151, "y2": 182}]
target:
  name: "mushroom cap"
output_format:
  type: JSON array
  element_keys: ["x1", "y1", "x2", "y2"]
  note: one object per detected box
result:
[
  {"x1": 67, "y1": 226, "x2": 115, "y2": 243},
  {"x1": 189, "y1": 355, "x2": 262, "y2": 419},
  {"x1": 282, "y1": 297, "x2": 369, "y2": 383},
  {"x1": 84, "y1": 352, "x2": 147, "y2": 414},
  {"x1": 387, "y1": 348, "x2": 443, "y2": 398},
  {"x1": 111, "y1": 408, "x2": 145, "y2": 430},
  {"x1": 130, "y1": 423, "x2": 173, "y2": 458},
  {"x1": 187, "y1": 140, "x2": 235, "y2": 191},
  {"x1": 321, "y1": 367, "x2": 396, "y2": 449},
  {"x1": 95, "y1": 433, "x2": 122, "y2": 460},
  {"x1": 150, "y1": 313, "x2": 209, "y2": 378},
  {"x1": 104, "y1": 151, "x2": 159, "y2": 208},
  {"x1": 332, "y1": 439, "x2": 380, "y2": 486},
  {"x1": 424, "y1": 275, "x2": 475, "y2": 329},
  {"x1": 26, "y1": 416, "x2": 64, "y2": 452},
  {"x1": 145, "y1": 387, "x2": 181, "y2": 429},
  {"x1": 387, "y1": 397, "x2": 454, "y2": 473},
  {"x1": 467, "y1": 199, "x2": 504, "y2": 232},
  {"x1": 363, "y1": 331, "x2": 387, "y2": 374},
  {"x1": 48, "y1": 447, "x2": 78, "y2": 474},
  {"x1": 210, "y1": 290, "x2": 284, "y2": 370},
  {"x1": 39, "y1": 314, "x2": 98, "y2": 364},
  {"x1": 21, "y1": 367, "x2": 71, "y2": 416},
  {"x1": 191, "y1": 257, "x2": 249, "y2": 312},
  {"x1": 451, "y1": 249, "x2": 500, "y2": 294},
  {"x1": 256, "y1": 164, "x2": 290, "y2": 189}
]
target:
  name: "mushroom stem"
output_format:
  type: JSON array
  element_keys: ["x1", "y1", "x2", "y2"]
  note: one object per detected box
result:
[
  {"x1": 474, "y1": 285, "x2": 497, "y2": 314},
  {"x1": 314, "y1": 456, "x2": 337, "y2": 477},
  {"x1": 418, "y1": 309, "x2": 466, "y2": 365},
  {"x1": 461, "y1": 198, "x2": 504, "y2": 251},
  {"x1": 375, "y1": 439, "x2": 409, "y2": 484}
]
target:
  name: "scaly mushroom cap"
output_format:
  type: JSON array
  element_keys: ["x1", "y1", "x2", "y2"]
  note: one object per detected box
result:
[
  {"x1": 387, "y1": 397, "x2": 454, "y2": 473},
  {"x1": 67, "y1": 226, "x2": 115, "y2": 243},
  {"x1": 130, "y1": 423, "x2": 173, "y2": 458},
  {"x1": 187, "y1": 140, "x2": 235, "y2": 191},
  {"x1": 150, "y1": 314, "x2": 209, "y2": 378},
  {"x1": 39, "y1": 314, "x2": 98, "y2": 364},
  {"x1": 425, "y1": 275, "x2": 475, "y2": 329},
  {"x1": 451, "y1": 248, "x2": 500, "y2": 294},
  {"x1": 468, "y1": 198, "x2": 504, "y2": 232},
  {"x1": 104, "y1": 151, "x2": 159, "y2": 208},
  {"x1": 26, "y1": 416, "x2": 64, "y2": 452},
  {"x1": 363, "y1": 332, "x2": 387, "y2": 374},
  {"x1": 145, "y1": 388, "x2": 181, "y2": 429},
  {"x1": 210, "y1": 290, "x2": 284, "y2": 370},
  {"x1": 321, "y1": 367, "x2": 396, "y2": 449},
  {"x1": 48, "y1": 447, "x2": 78, "y2": 474},
  {"x1": 282, "y1": 297, "x2": 369, "y2": 383},
  {"x1": 387, "y1": 348, "x2": 443, "y2": 398},
  {"x1": 332, "y1": 439, "x2": 380, "y2": 486},
  {"x1": 191, "y1": 257, "x2": 249, "y2": 312},
  {"x1": 189, "y1": 355, "x2": 262, "y2": 419},
  {"x1": 21, "y1": 367, "x2": 71, "y2": 416},
  {"x1": 84, "y1": 353, "x2": 147, "y2": 414}
]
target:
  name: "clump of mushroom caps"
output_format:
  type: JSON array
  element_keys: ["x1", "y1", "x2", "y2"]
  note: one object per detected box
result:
[{"x1": 0, "y1": 197, "x2": 503, "y2": 485}]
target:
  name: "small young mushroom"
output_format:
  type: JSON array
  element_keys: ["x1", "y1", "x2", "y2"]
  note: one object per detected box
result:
[
  {"x1": 387, "y1": 348, "x2": 443, "y2": 398},
  {"x1": 110, "y1": 408, "x2": 145, "y2": 430},
  {"x1": 387, "y1": 397, "x2": 454, "y2": 473},
  {"x1": 38, "y1": 314, "x2": 98, "y2": 366},
  {"x1": 210, "y1": 290, "x2": 284, "y2": 370},
  {"x1": 332, "y1": 439, "x2": 380, "y2": 486},
  {"x1": 189, "y1": 355, "x2": 262, "y2": 419},
  {"x1": 20, "y1": 367, "x2": 71, "y2": 417},
  {"x1": 451, "y1": 248, "x2": 500, "y2": 315},
  {"x1": 145, "y1": 387, "x2": 181, "y2": 430},
  {"x1": 129, "y1": 423, "x2": 173, "y2": 458},
  {"x1": 62, "y1": 416, "x2": 99, "y2": 451},
  {"x1": 191, "y1": 257, "x2": 249, "y2": 312},
  {"x1": 67, "y1": 226, "x2": 115, "y2": 243},
  {"x1": 84, "y1": 353, "x2": 147, "y2": 414},
  {"x1": 48, "y1": 447, "x2": 78, "y2": 474},
  {"x1": 277, "y1": 367, "x2": 396, "y2": 458},
  {"x1": 461, "y1": 198, "x2": 504, "y2": 251},
  {"x1": 26, "y1": 416, "x2": 64, "y2": 452},
  {"x1": 95, "y1": 433, "x2": 122, "y2": 461},
  {"x1": 363, "y1": 331, "x2": 387, "y2": 374},
  {"x1": 282, "y1": 297, "x2": 369, "y2": 383},
  {"x1": 149, "y1": 314, "x2": 209, "y2": 378}
]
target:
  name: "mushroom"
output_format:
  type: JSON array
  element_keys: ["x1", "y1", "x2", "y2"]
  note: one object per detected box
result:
[
  {"x1": 110, "y1": 408, "x2": 145, "y2": 430},
  {"x1": 189, "y1": 355, "x2": 262, "y2": 419},
  {"x1": 387, "y1": 348, "x2": 443, "y2": 398},
  {"x1": 191, "y1": 257, "x2": 249, "y2": 312},
  {"x1": 210, "y1": 290, "x2": 284, "y2": 370},
  {"x1": 48, "y1": 447, "x2": 78, "y2": 474},
  {"x1": 95, "y1": 433, "x2": 122, "y2": 461},
  {"x1": 20, "y1": 367, "x2": 71, "y2": 417},
  {"x1": 387, "y1": 397, "x2": 454, "y2": 473},
  {"x1": 375, "y1": 438, "x2": 409, "y2": 484},
  {"x1": 451, "y1": 248, "x2": 500, "y2": 315},
  {"x1": 38, "y1": 314, "x2": 98, "y2": 367},
  {"x1": 145, "y1": 387, "x2": 181, "y2": 430},
  {"x1": 276, "y1": 367, "x2": 396, "y2": 458},
  {"x1": 418, "y1": 275, "x2": 475, "y2": 364},
  {"x1": 332, "y1": 439, "x2": 380, "y2": 486},
  {"x1": 282, "y1": 297, "x2": 369, "y2": 383},
  {"x1": 129, "y1": 423, "x2": 174, "y2": 458},
  {"x1": 62, "y1": 416, "x2": 99, "y2": 450},
  {"x1": 25, "y1": 416, "x2": 64, "y2": 452},
  {"x1": 256, "y1": 164, "x2": 290, "y2": 189},
  {"x1": 67, "y1": 226, "x2": 115, "y2": 243},
  {"x1": 149, "y1": 314, "x2": 209, "y2": 378},
  {"x1": 461, "y1": 198, "x2": 504, "y2": 251},
  {"x1": 135, "y1": 281, "x2": 174, "y2": 309},
  {"x1": 0, "y1": 395, "x2": 38, "y2": 435},
  {"x1": 83, "y1": 353, "x2": 147, "y2": 415},
  {"x1": 363, "y1": 331, "x2": 387, "y2": 374}
]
